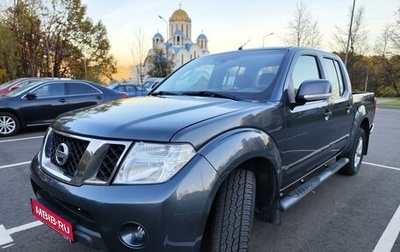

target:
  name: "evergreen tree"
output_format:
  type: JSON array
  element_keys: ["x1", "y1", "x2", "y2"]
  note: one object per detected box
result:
[{"x1": 146, "y1": 49, "x2": 174, "y2": 78}]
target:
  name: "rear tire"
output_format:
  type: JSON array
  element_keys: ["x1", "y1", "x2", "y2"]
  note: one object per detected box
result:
[
  {"x1": 340, "y1": 128, "x2": 366, "y2": 175},
  {"x1": 203, "y1": 169, "x2": 256, "y2": 252},
  {"x1": 0, "y1": 112, "x2": 20, "y2": 137}
]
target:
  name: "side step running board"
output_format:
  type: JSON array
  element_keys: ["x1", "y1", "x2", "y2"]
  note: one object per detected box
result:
[{"x1": 280, "y1": 158, "x2": 349, "y2": 211}]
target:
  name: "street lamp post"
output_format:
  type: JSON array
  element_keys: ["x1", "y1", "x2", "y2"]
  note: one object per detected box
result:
[
  {"x1": 158, "y1": 15, "x2": 168, "y2": 41},
  {"x1": 344, "y1": 0, "x2": 356, "y2": 67},
  {"x1": 84, "y1": 58, "x2": 87, "y2": 80},
  {"x1": 158, "y1": 15, "x2": 169, "y2": 74},
  {"x1": 45, "y1": 32, "x2": 54, "y2": 78},
  {"x1": 262, "y1": 32, "x2": 274, "y2": 47}
]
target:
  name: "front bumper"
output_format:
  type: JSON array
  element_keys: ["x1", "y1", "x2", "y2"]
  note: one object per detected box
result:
[{"x1": 30, "y1": 153, "x2": 219, "y2": 252}]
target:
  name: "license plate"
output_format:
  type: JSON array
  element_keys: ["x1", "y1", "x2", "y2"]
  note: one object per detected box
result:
[{"x1": 31, "y1": 198, "x2": 74, "y2": 241}]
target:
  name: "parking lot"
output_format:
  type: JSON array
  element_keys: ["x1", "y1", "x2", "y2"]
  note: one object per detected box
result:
[{"x1": 1, "y1": 107, "x2": 399, "y2": 252}]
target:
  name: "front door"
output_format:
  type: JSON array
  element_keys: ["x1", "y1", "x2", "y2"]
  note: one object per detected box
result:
[
  {"x1": 280, "y1": 53, "x2": 334, "y2": 188},
  {"x1": 20, "y1": 82, "x2": 67, "y2": 125}
]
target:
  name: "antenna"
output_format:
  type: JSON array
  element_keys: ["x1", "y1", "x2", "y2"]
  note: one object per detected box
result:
[{"x1": 238, "y1": 39, "x2": 250, "y2": 50}]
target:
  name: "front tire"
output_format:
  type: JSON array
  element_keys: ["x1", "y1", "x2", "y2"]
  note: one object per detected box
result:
[
  {"x1": 340, "y1": 128, "x2": 366, "y2": 175},
  {"x1": 0, "y1": 112, "x2": 20, "y2": 137},
  {"x1": 203, "y1": 169, "x2": 256, "y2": 252}
]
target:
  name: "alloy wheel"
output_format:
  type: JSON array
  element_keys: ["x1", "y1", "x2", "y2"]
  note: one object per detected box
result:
[{"x1": 0, "y1": 115, "x2": 16, "y2": 135}]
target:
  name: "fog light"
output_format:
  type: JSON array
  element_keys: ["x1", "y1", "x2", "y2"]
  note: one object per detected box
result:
[{"x1": 119, "y1": 222, "x2": 149, "y2": 248}]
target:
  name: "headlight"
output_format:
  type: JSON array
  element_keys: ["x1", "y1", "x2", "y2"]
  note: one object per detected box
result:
[{"x1": 113, "y1": 142, "x2": 196, "y2": 184}]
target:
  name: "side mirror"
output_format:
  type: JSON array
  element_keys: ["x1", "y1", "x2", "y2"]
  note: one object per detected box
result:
[
  {"x1": 26, "y1": 93, "x2": 37, "y2": 100},
  {"x1": 295, "y1": 79, "x2": 331, "y2": 105}
]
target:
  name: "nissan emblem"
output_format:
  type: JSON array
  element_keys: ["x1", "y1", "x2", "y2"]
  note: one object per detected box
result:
[{"x1": 55, "y1": 143, "x2": 69, "y2": 166}]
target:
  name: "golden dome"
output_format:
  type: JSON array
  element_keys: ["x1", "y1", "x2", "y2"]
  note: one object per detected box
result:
[{"x1": 170, "y1": 9, "x2": 191, "y2": 22}]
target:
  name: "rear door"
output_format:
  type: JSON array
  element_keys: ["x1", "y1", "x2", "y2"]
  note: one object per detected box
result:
[
  {"x1": 281, "y1": 52, "x2": 334, "y2": 187},
  {"x1": 322, "y1": 57, "x2": 354, "y2": 154},
  {"x1": 65, "y1": 81, "x2": 104, "y2": 111}
]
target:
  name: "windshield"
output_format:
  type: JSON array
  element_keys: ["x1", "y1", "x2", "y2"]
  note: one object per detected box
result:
[
  {"x1": 0, "y1": 79, "x2": 14, "y2": 89},
  {"x1": 152, "y1": 49, "x2": 285, "y2": 101},
  {"x1": 5, "y1": 80, "x2": 45, "y2": 97}
]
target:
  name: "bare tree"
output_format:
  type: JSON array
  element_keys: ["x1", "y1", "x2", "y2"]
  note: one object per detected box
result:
[
  {"x1": 390, "y1": 8, "x2": 400, "y2": 51},
  {"x1": 130, "y1": 27, "x2": 148, "y2": 83},
  {"x1": 330, "y1": 5, "x2": 369, "y2": 91},
  {"x1": 331, "y1": 6, "x2": 369, "y2": 55},
  {"x1": 375, "y1": 23, "x2": 392, "y2": 55},
  {"x1": 282, "y1": 1, "x2": 322, "y2": 48},
  {"x1": 373, "y1": 8, "x2": 400, "y2": 96}
]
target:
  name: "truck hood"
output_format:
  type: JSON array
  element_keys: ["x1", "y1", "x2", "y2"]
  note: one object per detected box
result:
[{"x1": 52, "y1": 96, "x2": 262, "y2": 142}]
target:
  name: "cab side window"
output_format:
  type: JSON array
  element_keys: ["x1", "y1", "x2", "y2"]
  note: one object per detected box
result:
[
  {"x1": 323, "y1": 58, "x2": 345, "y2": 99},
  {"x1": 68, "y1": 82, "x2": 101, "y2": 95},
  {"x1": 34, "y1": 83, "x2": 65, "y2": 97},
  {"x1": 292, "y1": 55, "x2": 321, "y2": 94}
]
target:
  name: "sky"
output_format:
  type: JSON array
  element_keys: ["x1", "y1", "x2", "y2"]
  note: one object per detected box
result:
[{"x1": 81, "y1": 0, "x2": 399, "y2": 67}]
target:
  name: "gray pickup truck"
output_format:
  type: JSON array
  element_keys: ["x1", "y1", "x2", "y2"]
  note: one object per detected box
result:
[{"x1": 30, "y1": 47, "x2": 375, "y2": 252}]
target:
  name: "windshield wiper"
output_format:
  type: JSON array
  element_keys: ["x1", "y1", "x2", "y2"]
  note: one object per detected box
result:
[
  {"x1": 150, "y1": 91, "x2": 181, "y2": 96},
  {"x1": 151, "y1": 90, "x2": 239, "y2": 101},
  {"x1": 182, "y1": 91, "x2": 239, "y2": 100}
]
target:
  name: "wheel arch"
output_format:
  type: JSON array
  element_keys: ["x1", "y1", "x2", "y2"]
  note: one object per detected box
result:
[
  {"x1": 0, "y1": 109, "x2": 24, "y2": 136},
  {"x1": 342, "y1": 104, "x2": 371, "y2": 155},
  {"x1": 198, "y1": 128, "x2": 283, "y2": 225},
  {"x1": 0, "y1": 109, "x2": 23, "y2": 126}
]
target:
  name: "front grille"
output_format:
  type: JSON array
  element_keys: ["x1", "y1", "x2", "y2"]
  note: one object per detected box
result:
[
  {"x1": 96, "y1": 144, "x2": 125, "y2": 181},
  {"x1": 42, "y1": 129, "x2": 130, "y2": 185},
  {"x1": 49, "y1": 133, "x2": 90, "y2": 177}
]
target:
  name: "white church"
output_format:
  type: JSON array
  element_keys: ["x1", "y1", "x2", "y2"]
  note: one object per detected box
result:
[{"x1": 137, "y1": 7, "x2": 210, "y2": 82}]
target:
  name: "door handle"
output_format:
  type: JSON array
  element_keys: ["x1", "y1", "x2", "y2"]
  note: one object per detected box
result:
[
  {"x1": 59, "y1": 98, "x2": 66, "y2": 103},
  {"x1": 346, "y1": 104, "x2": 353, "y2": 113},
  {"x1": 324, "y1": 110, "x2": 332, "y2": 121}
]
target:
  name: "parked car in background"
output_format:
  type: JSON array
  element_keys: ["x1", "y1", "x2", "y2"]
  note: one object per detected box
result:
[
  {"x1": 0, "y1": 77, "x2": 49, "y2": 95},
  {"x1": 0, "y1": 79, "x2": 128, "y2": 136},
  {"x1": 142, "y1": 77, "x2": 163, "y2": 91},
  {"x1": 107, "y1": 83, "x2": 147, "y2": 97}
]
